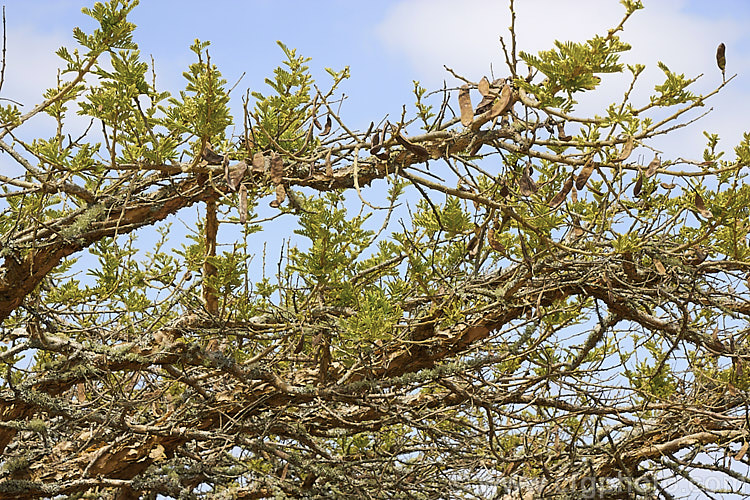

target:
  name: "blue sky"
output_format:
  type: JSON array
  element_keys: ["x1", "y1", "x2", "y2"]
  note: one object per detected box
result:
[{"x1": 3, "y1": 0, "x2": 749, "y2": 160}]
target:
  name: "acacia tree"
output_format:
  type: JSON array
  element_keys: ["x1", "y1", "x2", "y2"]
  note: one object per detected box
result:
[{"x1": 1, "y1": 0, "x2": 750, "y2": 498}]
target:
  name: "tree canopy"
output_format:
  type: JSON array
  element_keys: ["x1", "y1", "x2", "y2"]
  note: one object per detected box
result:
[{"x1": 2, "y1": 0, "x2": 750, "y2": 498}]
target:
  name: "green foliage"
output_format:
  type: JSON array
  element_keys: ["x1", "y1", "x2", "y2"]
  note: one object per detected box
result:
[
  {"x1": 251, "y1": 41, "x2": 349, "y2": 156},
  {"x1": 164, "y1": 39, "x2": 232, "y2": 151},
  {"x1": 519, "y1": 33, "x2": 632, "y2": 110},
  {"x1": 251, "y1": 41, "x2": 314, "y2": 154},
  {"x1": 413, "y1": 80, "x2": 435, "y2": 131},
  {"x1": 289, "y1": 192, "x2": 373, "y2": 303},
  {"x1": 651, "y1": 62, "x2": 699, "y2": 106},
  {"x1": 343, "y1": 287, "x2": 403, "y2": 342}
]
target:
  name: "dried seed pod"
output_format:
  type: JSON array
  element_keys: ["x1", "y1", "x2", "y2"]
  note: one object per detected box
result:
[
  {"x1": 321, "y1": 115, "x2": 332, "y2": 136},
  {"x1": 572, "y1": 217, "x2": 585, "y2": 238},
  {"x1": 621, "y1": 252, "x2": 639, "y2": 281},
  {"x1": 633, "y1": 173, "x2": 643, "y2": 197},
  {"x1": 270, "y1": 153, "x2": 283, "y2": 185},
  {"x1": 270, "y1": 184, "x2": 286, "y2": 208},
  {"x1": 475, "y1": 94, "x2": 495, "y2": 115},
  {"x1": 222, "y1": 154, "x2": 231, "y2": 188},
  {"x1": 548, "y1": 174, "x2": 574, "y2": 208},
  {"x1": 654, "y1": 259, "x2": 666, "y2": 275},
  {"x1": 478, "y1": 76, "x2": 491, "y2": 97},
  {"x1": 201, "y1": 144, "x2": 224, "y2": 164},
  {"x1": 575, "y1": 158, "x2": 595, "y2": 190},
  {"x1": 556, "y1": 122, "x2": 572, "y2": 141},
  {"x1": 227, "y1": 160, "x2": 248, "y2": 192},
  {"x1": 616, "y1": 136, "x2": 634, "y2": 162},
  {"x1": 458, "y1": 85, "x2": 473, "y2": 126},
  {"x1": 239, "y1": 184, "x2": 248, "y2": 224},
  {"x1": 489, "y1": 85, "x2": 513, "y2": 119},
  {"x1": 487, "y1": 227, "x2": 505, "y2": 253},
  {"x1": 251, "y1": 152, "x2": 266, "y2": 173},
  {"x1": 684, "y1": 246, "x2": 708, "y2": 266},
  {"x1": 735, "y1": 441, "x2": 749, "y2": 462},
  {"x1": 375, "y1": 150, "x2": 390, "y2": 161},
  {"x1": 518, "y1": 165, "x2": 537, "y2": 196},
  {"x1": 645, "y1": 156, "x2": 660, "y2": 177},
  {"x1": 395, "y1": 132, "x2": 429, "y2": 161},
  {"x1": 693, "y1": 192, "x2": 713, "y2": 219},
  {"x1": 325, "y1": 149, "x2": 333, "y2": 178},
  {"x1": 717, "y1": 42, "x2": 726, "y2": 81},
  {"x1": 371, "y1": 126, "x2": 381, "y2": 149}
]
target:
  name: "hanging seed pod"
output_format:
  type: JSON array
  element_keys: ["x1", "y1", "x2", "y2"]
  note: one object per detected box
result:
[
  {"x1": 548, "y1": 175, "x2": 574, "y2": 208},
  {"x1": 575, "y1": 158, "x2": 595, "y2": 190},
  {"x1": 478, "y1": 76, "x2": 491, "y2": 97},
  {"x1": 556, "y1": 122, "x2": 572, "y2": 141},
  {"x1": 325, "y1": 149, "x2": 333, "y2": 178},
  {"x1": 251, "y1": 152, "x2": 266, "y2": 173},
  {"x1": 321, "y1": 115, "x2": 332, "y2": 136},
  {"x1": 645, "y1": 156, "x2": 660, "y2": 177},
  {"x1": 487, "y1": 227, "x2": 505, "y2": 253},
  {"x1": 239, "y1": 184, "x2": 248, "y2": 224},
  {"x1": 616, "y1": 136, "x2": 634, "y2": 162},
  {"x1": 270, "y1": 184, "x2": 286, "y2": 208},
  {"x1": 693, "y1": 192, "x2": 713, "y2": 219},
  {"x1": 518, "y1": 165, "x2": 537, "y2": 196},
  {"x1": 489, "y1": 85, "x2": 513, "y2": 119},
  {"x1": 227, "y1": 160, "x2": 248, "y2": 192},
  {"x1": 458, "y1": 85, "x2": 473, "y2": 126},
  {"x1": 270, "y1": 153, "x2": 283, "y2": 185},
  {"x1": 717, "y1": 42, "x2": 726, "y2": 81},
  {"x1": 395, "y1": 132, "x2": 429, "y2": 161},
  {"x1": 633, "y1": 173, "x2": 643, "y2": 197}
]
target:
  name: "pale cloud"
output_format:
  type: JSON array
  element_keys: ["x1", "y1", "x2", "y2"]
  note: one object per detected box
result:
[
  {"x1": 377, "y1": 0, "x2": 749, "y2": 159},
  {"x1": 3, "y1": 25, "x2": 68, "y2": 110},
  {"x1": 2, "y1": 24, "x2": 107, "y2": 148}
]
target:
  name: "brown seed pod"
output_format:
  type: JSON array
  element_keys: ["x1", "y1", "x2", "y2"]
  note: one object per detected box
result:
[
  {"x1": 556, "y1": 122, "x2": 572, "y2": 141},
  {"x1": 548, "y1": 174, "x2": 574, "y2": 208},
  {"x1": 616, "y1": 136, "x2": 634, "y2": 162},
  {"x1": 227, "y1": 160, "x2": 248, "y2": 192},
  {"x1": 270, "y1": 184, "x2": 286, "y2": 208},
  {"x1": 645, "y1": 156, "x2": 660, "y2": 177},
  {"x1": 693, "y1": 192, "x2": 713, "y2": 219},
  {"x1": 321, "y1": 115, "x2": 332, "y2": 136},
  {"x1": 519, "y1": 165, "x2": 537, "y2": 196},
  {"x1": 575, "y1": 158, "x2": 595, "y2": 190},
  {"x1": 717, "y1": 42, "x2": 726, "y2": 81},
  {"x1": 487, "y1": 228, "x2": 505, "y2": 253},
  {"x1": 252, "y1": 152, "x2": 266, "y2": 173},
  {"x1": 458, "y1": 85, "x2": 473, "y2": 126},
  {"x1": 239, "y1": 184, "x2": 248, "y2": 224},
  {"x1": 633, "y1": 173, "x2": 643, "y2": 197},
  {"x1": 489, "y1": 85, "x2": 513, "y2": 119},
  {"x1": 654, "y1": 259, "x2": 666, "y2": 276},
  {"x1": 395, "y1": 132, "x2": 429, "y2": 161},
  {"x1": 325, "y1": 149, "x2": 333, "y2": 178},
  {"x1": 270, "y1": 153, "x2": 283, "y2": 185},
  {"x1": 478, "y1": 77, "x2": 491, "y2": 97}
]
